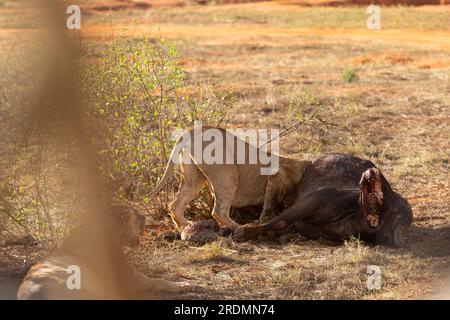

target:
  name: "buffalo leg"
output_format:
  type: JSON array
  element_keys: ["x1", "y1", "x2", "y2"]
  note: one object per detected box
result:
[
  {"x1": 234, "y1": 196, "x2": 318, "y2": 241},
  {"x1": 293, "y1": 220, "x2": 360, "y2": 243},
  {"x1": 292, "y1": 221, "x2": 328, "y2": 240}
]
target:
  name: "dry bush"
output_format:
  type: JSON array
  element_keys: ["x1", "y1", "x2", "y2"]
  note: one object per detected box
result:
[
  {"x1": 0, "y1": 40, "x2": 79, "y2": 245},
  {"x1": 0, "y1": 35, "x2": 234, "y2": 245}
]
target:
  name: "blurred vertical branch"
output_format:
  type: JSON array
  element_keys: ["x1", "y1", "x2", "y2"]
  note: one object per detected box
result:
[{"x1": 0, "y1": 0, "x2": 132, "y2": 298}]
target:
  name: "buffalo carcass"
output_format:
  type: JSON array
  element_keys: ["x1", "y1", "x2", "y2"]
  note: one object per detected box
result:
[{"x1": 235, "y1": 154, "x2": 413, "y2": 246}]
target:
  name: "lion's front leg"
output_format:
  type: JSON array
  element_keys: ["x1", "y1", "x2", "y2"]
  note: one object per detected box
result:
[
  {"x1": 134, "y1": 272, "x2": 190, "y2": 294},
  {"x1": 260, "y1": 176, "x2": 282, "y2": 223}
]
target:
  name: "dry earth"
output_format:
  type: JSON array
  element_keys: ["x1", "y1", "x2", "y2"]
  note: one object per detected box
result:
[{"x1": 0, "y1": 0, "x2": 449, "y2": 299}]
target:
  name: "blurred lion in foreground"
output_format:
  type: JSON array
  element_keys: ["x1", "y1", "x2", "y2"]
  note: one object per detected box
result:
[{"x1": 17, "y1": 205, "x2": 184, "y2": 299}]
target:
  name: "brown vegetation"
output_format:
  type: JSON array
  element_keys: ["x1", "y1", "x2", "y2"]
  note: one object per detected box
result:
[{"x1": 1, "y1": 0, "x2": 449, "y2": 299}]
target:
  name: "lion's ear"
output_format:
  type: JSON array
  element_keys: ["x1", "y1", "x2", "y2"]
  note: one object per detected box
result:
[
  {"x1": 120, "y1": 211, "x2": 130, "y2": 226},
  {"x1": 109, "y1": 205, "x2": 130, "y2": 226}
]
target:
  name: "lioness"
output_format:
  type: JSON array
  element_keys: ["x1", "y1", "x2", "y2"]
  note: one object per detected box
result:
[
  {"x1": 17, "y1": 205, "x2": 182, "y2": 299},
  {"x1": 151, "y1": 126, "x2": 310, "y2": 229}
]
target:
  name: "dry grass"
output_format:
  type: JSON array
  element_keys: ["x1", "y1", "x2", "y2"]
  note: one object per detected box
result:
[
  {"x1": 1, "y1": 0, "x2": 449, "y2": 299},
  {"x1": 127, "y1": 233, "x2": 446, "y2": 299}
]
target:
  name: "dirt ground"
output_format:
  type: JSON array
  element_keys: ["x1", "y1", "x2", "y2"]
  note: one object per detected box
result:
[{"x1": 0, "y1": 0, "x2": 449, "y2": 299}]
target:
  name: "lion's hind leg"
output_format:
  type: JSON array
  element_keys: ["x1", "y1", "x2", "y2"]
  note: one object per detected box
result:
[
  {"x1": 169, "y1": 159, "x2": 206, "y2": 229},
  {"x1": 206, "y1": 166, "x2": 240, "y2": 229}
]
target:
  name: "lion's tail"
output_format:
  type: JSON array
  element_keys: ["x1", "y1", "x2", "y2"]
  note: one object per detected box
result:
[{"x1": 149, "y1": 135, "x2": 184, "y2": 196}]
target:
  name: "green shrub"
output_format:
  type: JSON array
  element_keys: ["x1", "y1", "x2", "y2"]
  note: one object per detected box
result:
[
  {"x1": 82, "y1": 35, "x2": 234, "y2": 206},
  {"x1": 342, "y1": 67, "x2": 357, "y2": 83}
]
